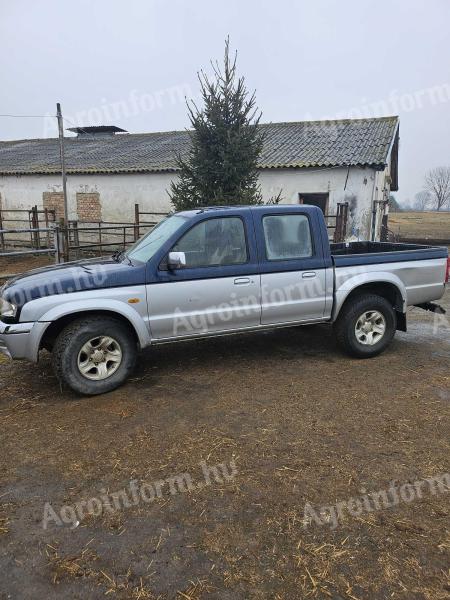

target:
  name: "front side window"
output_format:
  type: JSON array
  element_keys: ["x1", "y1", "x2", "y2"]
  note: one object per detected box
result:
[
  {"x1": 263, "y1": 214, "x2": 312, "y2": 260},
  {"x1": 173, "y1": 217, "x2": 248, "y2": 268}
]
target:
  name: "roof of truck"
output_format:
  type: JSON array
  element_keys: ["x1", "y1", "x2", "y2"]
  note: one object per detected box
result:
[{"x1": 176, "y1": 204, "x2": 322, "y2": 218}]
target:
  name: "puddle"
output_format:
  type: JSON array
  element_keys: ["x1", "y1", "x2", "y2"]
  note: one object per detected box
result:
[{"x1": 435, "y1": 388, "x2": 450, "y2": 401}]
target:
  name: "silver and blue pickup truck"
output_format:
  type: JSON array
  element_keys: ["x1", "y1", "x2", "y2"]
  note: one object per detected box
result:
[{"x1": 0, "y1": 205, "x2": 448, "y2": 395}]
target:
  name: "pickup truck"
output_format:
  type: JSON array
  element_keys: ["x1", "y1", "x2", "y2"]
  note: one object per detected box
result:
[{"x1": 0, "y1": 205, "x2": 448, "y2": 395}]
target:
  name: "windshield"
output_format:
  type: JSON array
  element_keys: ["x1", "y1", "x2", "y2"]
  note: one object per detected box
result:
[{"x1": 125, "y1": 215, "x2": 188, "y2": 262}]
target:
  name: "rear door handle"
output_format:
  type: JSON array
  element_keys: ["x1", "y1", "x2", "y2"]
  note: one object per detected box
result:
[
  {"x1": 234, "y1": 277, "x2": 251, "y2": 285},
  {"x1": 302, "y1": 272, "x2": 316, "y2": 279}
]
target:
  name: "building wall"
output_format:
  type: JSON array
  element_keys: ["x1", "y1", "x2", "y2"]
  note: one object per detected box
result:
[
  {"x1": 0, "y1": 164, "x2": 391, "y2": 240},
  {"x1": 0, "y1": 172, "x2": 173, "y2": 223}
]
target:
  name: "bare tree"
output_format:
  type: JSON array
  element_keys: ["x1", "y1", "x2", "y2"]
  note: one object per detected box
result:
[
  {"x1": 424, "y1": 166, "x2": 450, "y2": 211},
  {"x1": 414, "y1": 190, "x2": 432, "y2": 211}
]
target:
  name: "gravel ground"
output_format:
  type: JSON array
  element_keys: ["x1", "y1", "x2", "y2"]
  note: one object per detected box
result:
[{"x1": 0, "y1": 283, "x2": 449, "y2": 599}]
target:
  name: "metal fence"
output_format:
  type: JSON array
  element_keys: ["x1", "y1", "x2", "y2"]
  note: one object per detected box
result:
[
  {"x1": 0, "y1": 203, "x2": 167, "y2": 264},
  {"x1": 0, "y1": 225, "x2": 63, "y2": 263},
  {"x1": 0, "y1": 207, "x2": 56, "y2": 252},
  {"x1": 67, "y1": 223, "x2": 141, "y2": 259}
]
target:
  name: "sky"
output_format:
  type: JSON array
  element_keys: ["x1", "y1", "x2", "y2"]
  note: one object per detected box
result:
[{"x1": 0, "y1": 0, "x2": 449, "y2": 205}]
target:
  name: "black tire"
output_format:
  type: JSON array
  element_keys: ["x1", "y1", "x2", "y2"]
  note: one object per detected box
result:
[
  {"x1": 52, "y1": 316, "x2": 137, "y2": 395},
  {"x1": 334, "y1": 293, "x2": 396, "y2": 358}
]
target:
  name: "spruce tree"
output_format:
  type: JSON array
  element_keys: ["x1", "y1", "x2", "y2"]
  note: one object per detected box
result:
[{"x1": 170, "y1": 39, "x2": 264, "y2": 210}]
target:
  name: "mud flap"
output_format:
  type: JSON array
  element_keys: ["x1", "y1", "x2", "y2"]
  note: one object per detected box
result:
[{"x1": 396, "y1": 311, "x2": 407, "y2": 332}]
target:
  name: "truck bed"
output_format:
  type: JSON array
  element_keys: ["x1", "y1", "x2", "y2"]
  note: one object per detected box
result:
[{"x1": 330, "y1": 241, "x2": 448, "y2": 267}]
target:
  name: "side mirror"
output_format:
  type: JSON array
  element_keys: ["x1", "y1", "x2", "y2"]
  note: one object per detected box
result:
[{"x1": 167, "y1": 251, "x2": 186, "y2": 270}]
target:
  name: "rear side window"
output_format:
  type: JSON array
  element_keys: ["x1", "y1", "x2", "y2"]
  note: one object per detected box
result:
[
  {"x1": 263, "y1": 214, "x2": 312, "y2": 260},
  {"x1": 173, "y1": 217, "x2": 248, "y2": 268}
]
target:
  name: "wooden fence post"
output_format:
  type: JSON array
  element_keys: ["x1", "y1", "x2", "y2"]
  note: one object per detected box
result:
[
  {"x1": 98, "y1": 222, "x2": 103, "y2": 257},
  {"x1": 333, "y1": 205, "x2": 341, "y2": 243},
  {"x1": 341, "y1": 202, "x2": 349, "y2": 240},
  {"x1": 54, "y1": 225, "x2": 62, "y2": 264},
  {"x1": 0, "y1": 208, "x2": 4, "y2": 251},
  {"x1": 134, "y1": 203, "x2": 140, "y2": 241},
  {"x1": 73, "y1": 221, "x2": 80, "y2": 259},
  {"x1": 28, "y1": 209, "x2": 34, "y2": 248},
  {"x1": 44, "y1": 208, "x2": 50, "y2": 248},
  {"x1": 31, "y1": 205, "x2": 40, "y2": 250},
  {"x1": 59, "y1": 218, "x2": 69, "y2": 262}
]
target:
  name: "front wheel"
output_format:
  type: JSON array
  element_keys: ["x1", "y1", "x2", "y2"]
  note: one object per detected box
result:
[
  {"x1": 334, "y1": 293, "x2": 396, "y2": 358},
  {"x1": 52, "y1": 316, "x2": 137, "y2": 395}
]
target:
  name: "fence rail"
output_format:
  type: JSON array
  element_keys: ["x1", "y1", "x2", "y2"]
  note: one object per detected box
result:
[
  {"x1": 0, "y1": 206, "x2": 56, "y2": 252},
  {"x1": 0, "y1": 226, "x2": 62, "y2": 262},
  {"x1": 0, "y1": 203, "x2": 166, "y2": 263}
]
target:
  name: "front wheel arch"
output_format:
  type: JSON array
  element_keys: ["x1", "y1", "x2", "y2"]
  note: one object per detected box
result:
[{"x1": 40, "y1": 310, "x2": 140, "y2": 353}]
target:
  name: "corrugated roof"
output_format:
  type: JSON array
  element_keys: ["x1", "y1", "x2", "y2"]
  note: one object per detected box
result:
[{"x1": 0, "y1": 116, "x2": 399, "y2": 176}]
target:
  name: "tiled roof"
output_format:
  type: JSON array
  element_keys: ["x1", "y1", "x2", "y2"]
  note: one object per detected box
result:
[{"x1": 0, "y1": 116, "x2": 399, "y2": 175}]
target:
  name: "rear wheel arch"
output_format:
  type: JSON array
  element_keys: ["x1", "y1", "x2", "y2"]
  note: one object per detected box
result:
[{"x1": 339, "y1": 281, "x2": 405, "y2": 315}]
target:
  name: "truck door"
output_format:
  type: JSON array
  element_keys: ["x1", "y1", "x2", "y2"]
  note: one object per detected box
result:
[
  {"x1": 147, "y1": 213, "x2": 261, "y2": 339},
  {"x1": 255, "y1": 210, "x2": 329, "y2": 325}
]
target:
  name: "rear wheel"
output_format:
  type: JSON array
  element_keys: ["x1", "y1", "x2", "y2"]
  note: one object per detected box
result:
[
  {"x1": 52, "y1": 316, "x2": 137, "y2": 395},
  {"x1": 334, "y1": 293, "x2": 396, "y2": 358}
]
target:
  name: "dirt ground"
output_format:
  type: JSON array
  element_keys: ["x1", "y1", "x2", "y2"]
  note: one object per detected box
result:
[
  {"x1": 0, "y1": 254, "x2": 54, "y2": 279},
  {"x1": 0, "y1": 267, "x2": 449, "y2": 599}
]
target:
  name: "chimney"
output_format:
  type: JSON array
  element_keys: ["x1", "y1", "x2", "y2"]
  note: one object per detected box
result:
[{"x1": 66, "y1": 125, "x2": 127, "y2": 138}]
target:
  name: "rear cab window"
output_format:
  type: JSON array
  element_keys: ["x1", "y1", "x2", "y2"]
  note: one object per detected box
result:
[{"x1": 262, "y1": 214, "x2": 313, "y2": 261}]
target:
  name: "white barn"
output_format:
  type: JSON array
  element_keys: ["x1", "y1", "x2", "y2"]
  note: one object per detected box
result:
[{"x1": 0, "y1": 116, "x2": 399, "y2": 241}]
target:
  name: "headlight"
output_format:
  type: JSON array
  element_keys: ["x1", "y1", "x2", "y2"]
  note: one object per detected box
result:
[{"x1": 0, "y1": 298, "x2": 17, "y2": 318}]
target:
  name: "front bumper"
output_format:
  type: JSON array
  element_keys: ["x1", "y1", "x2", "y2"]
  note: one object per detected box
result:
[{"x1": 0, "y1": 321, "x2": 46, "y2": 362}]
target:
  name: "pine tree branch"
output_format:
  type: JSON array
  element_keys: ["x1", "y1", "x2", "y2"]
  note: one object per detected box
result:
[{"x1": 169, "y1": 38, "x2": 264, "y2": 211}]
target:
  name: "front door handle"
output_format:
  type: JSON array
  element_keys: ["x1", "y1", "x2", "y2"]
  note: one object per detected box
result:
[
  {"x1": 302, "y1": 272, "x2": 316, "y2": 279},
  {"x1": 234, "y1": 277, "x2": 251, "y2": 285}
]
